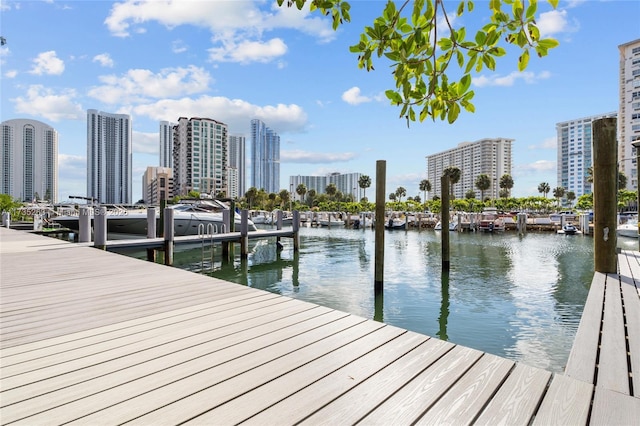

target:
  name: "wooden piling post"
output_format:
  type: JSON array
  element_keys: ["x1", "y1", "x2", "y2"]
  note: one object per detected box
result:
[
  {"x1": 240, "y1": 209, "x2": 249, "y2": 259},
  {"x1": 147, "y1": 207, "x2": 157, "y2": 262},
  {"x1": 163, "y1": 207, "x2": 174, "y2": 266},
  {"x1": 93, "y1": 207, "x2": 107, "y2": 250},
  {"x1": 292, "y1": 210, "x2": 300, "y2": 252},
  {"x1": 593, "y1": 117, "x2": 617, "y2": 273},
  {"x1": 222, "y1": 209, "x2": 230, "y2": 260},
  {"x1": 374, "y1": 160, "x2": 386, "y2": 295},
  {"x1": 79, "y1": 206, "x2": 91, "y2": 243},
  {"x1": 441, "y1": 175, "x2": 450, "y2": 271}
]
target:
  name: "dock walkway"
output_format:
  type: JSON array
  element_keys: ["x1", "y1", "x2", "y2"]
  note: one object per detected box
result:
[{"x1": 1, "y1": 228, "x2": 639, "y2": 424}]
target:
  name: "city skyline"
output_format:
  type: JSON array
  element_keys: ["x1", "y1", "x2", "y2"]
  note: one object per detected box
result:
[{"x1": 1, "y1": 1, "x2": 639, "y2": 202}]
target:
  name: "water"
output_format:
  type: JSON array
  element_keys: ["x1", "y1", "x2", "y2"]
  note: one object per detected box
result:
[{"x1": 113, "y1": 226, "x2": 608, "y2": 373}]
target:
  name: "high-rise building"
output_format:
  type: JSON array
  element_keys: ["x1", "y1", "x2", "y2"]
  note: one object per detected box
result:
[
  {"x1": 87, "y1": 109, "x2": 132, "y2": 204},
  {"x1": 251, "y1": 119, "x2": 280, "y2": 193},
  {"x1": 159, "y1": 121, "x2": 175, "y2": 168},
  {"x1": 228, "y1": 134, "x2": 246, "y2": 199},
  {"x1": 172, "y1": 117, "x2": 228, "y2": 197},
  {"x1": 556, "y1": 112, "x2": 617, "y2": 200},
  {"x1": 142, "y1": 166, "x2": 173, "y2": 205},
  {"x1": 1, "y1": 118, "x2": 58, "y2": 202},
  {"x1": 618, "y1": 39, "x2": 640, "y2": 190},
  {"x1": 289, "y1": 172, "x2": 363, "y2": 201},
  {"x1": 426, "y1": 138, "x2": 513, "y2": 200}
]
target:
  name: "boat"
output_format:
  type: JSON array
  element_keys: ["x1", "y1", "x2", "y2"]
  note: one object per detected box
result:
[
  {"x1": 317, "y1": 213, "x2": 345, "y2": 227},
  {"x1": 52, "y1": 199, "x2": 257, "y2": 236},
  {"x1": 478, "y1": 207, "x2": 505, "y2": 232},
  {"x1": 617, "y1": 221, "x2": 638, "y2": 238},
  {"x1": 434, "y1": 221, "x2": 457, "y2": 231},
  {"x1": 385, "y1": 216, "x2": 406, "y2": 230},
  {"x1": 557, "y1": 223, "x2": 579, "y2": 235}
]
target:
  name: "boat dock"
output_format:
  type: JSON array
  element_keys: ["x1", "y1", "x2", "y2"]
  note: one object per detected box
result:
[{"x1": 1, "y1": 227, "x2": 639, "y2": 424}]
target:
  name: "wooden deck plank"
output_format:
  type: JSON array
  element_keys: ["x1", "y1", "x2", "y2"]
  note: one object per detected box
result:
[
  {"x1": 598, "y1": 271, "x2": 630, "y2": 394},
  {"x1": 28, "y1": 318, "x2": 380, "y2": 425},
  {"x1": 532, "y1": 373, "x2": 593, "y2": 425},
  {"x1": 619, "y1": 251, "x2": 640, "y2": 396},
  {"x1": 1, "y1": 295, "x2": 294, "y2": 380},
  {"x1": 416, "y1": 354, "x2": 515, "y2": 425},
  {"x1": 565, "y1": 271, "x2": 606, "y2": 384},
  {"x1": 590, "y1": 386, "x2": 640, "y2": 425},
  {"x1": 473, "y1": 363, "x2": 552, "y2": 425},
  {"x1": 2, "y1": 309, "x2": 354, "y2": 424},
  {"x1": 298, "y1": 338, "x2": 455, "y2": 426},
  {"x1": 235, "y1": 331, "x2": 430, "y2": 425},
  {"x1": 357, "y1": 345, "x2": 483, "y2": 425}
]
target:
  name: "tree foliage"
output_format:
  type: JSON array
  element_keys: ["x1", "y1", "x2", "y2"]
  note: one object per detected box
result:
[
  {"x1": 475, "y1": 173, "x2": 491, "y2": 201},
  {"x1": 278, "y1": 0, "x2": 559, "y2": 124},
  {"x1": 358, "y1": 175, "x2": 372, "y2": 200}
]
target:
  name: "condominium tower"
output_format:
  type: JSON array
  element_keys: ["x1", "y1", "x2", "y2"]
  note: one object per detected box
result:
[
  {"x1": 289, "y1": 172, "x2": 363, "y2": 201},
  {"x1": 426, "y1": 138, "x2": 513, "y2": 200},
  {"x1": 228, "y1": 134, "x2": 246, "y2": 199},
  {"x1": 1, "y1": 118, "x2": 58, "y2": 202},
  {"x1": 159, "y1": 121, "x2": 175, "y2": 168},
  {"x1": 251, "y1": 119, "x2": 280, "y2": 193},
  {"x1": 556, "y1": 112, "x2": 617, "y2": 199},
  {"x1": 618, "y1": 39, "x2": 640, "y2": 190},
  {"x1": 172, "y1": 117, "x2": 228, "y2": 197},
  {"x1": 87, "y1": 109, "x2": 132, "y2": 204}
]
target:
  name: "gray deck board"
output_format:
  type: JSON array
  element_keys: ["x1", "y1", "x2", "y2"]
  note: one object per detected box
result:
[
  {"x1": 2, "y1": 228, "x2": 639, "y2": 425},
  {"x1": 619, "y1": 250, "x2": 640, "y2": 395}
]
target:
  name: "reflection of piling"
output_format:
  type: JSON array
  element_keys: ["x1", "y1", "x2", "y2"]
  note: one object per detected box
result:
[
  {"x1": 146, "y1": 207, "x2": 157, "y2": 262},
  {"x1": 374, "y1": 160, "x2": 386, "y2": 295},
  {"x1": 441, "y1": 175, "x2": 450, "y2": 271},
  {"x1": 222, "y1": 209, "x2": 231, "y2": 260},
  {"x1": 437, "y1": 271, "x2": 450, "y2": 341},
  {"x1": 292, "y1": 210, "x2": 300, "y2": 251},
  {"x1": 241, "y1": 209, "x2": 249, "y2": 258}
]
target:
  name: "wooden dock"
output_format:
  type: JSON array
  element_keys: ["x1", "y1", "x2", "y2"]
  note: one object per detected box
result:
[{"x1": 1, "y1": 228, "x2": 639, "y2": 425}]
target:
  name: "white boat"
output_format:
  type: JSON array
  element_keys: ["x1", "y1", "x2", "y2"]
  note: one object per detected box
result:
[
  {"x1": 617, "y1": 221, "x2": 638, "y2": 238},
  {"x1": 53, "y1": 199, "x2": 257, "y2": 236},
  {"x1": 434, "y1": 221, "x2": 457, "y2": 231},
  {"x1": 318, "y1": 213, "x2": 345, "y2": 227},
  {"x1": 557, "y1": 223, "x2": 579, "y2": 235},
  {"x1": 385, "y1": 217, "x2": 406, "y2": 230}
]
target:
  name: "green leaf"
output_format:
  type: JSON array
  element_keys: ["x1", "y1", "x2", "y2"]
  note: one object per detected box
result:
[
  {"x1": 457, "y1": 1, "x2": 465, "y2": 16},
  {"x1": 467, "y1": 1, "x2": 474, "y2": 13},
  {"x1": 518, "y1": 49, "x2": 530, "y2": 71},
  {"x1": 548, "y1": 0, "x2": 559, "y2": 8},
  {"x1": 447, "y1": 102, "x2": 460, "y2": 124},
  {"x1": 475, "y1": 30, "x2": 486, "y2": 45},
  {"x1": 386, "y1": 90, "x2": 403, "y2": 104},
  {"x1": 459, "y1": 74, "x2": 471, "y2": 94},
  {"x1": 525, "y1": 0, "x2": 537, "y2": 19},
  {"x1": 538, "y1": 38, "x2": 559, "y2": 49}
]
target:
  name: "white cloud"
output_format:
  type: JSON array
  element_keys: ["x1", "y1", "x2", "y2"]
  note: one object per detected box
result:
[
  {"x1": 528, "y1": 137, "x2": 556, "y2": 150},
  {"x1": 29, "y1": 51, "x2": 65, "y2": 75},
  {"x1": 342, "y1": 87, "x2": 371, "y2": 105},
  {"x1": 281, "y1": 150, "x2": 357, "y2": 163},
  {"x1": 172, "y1": 39, "x2": 188, "y2": 54},
  {"x1": 12, "y1": 85, "x2": 83, "y2": 122},
  {"x1": 133, "y1": 96, "x2": 308, "y2": 135},
  {"x1": 87, "y1": 65, "x2": 212, "y2": 104},
  {"x1": 93, "y1": 53, "x2": 114, "y2": 68},
  {"x1": 132, "y1": 131, "x2": 158, "y2": 154},
  {"x1": 4, "y1": 69, "x2": 17, "y2": 78},
  {"x1": 104, "y1": 0, "x2": 334, "y2": 64},
  {"x1": 513, "y1": 160, "x2": 556, "y2": 177},
  {"x1": 208, "y1": 38, "x2": 287, "y2": 64},
  {"x1": 537, "y1": 10, "x2": 578, "y2": 37},
  {"x1": 473, "y1": 71, "x2": 551, "y2": 87},
  {"x1": 58, "y1": 154, "x2": 86, "y2": 179}
]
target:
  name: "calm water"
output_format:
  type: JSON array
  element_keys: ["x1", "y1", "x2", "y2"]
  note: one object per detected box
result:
[{"x1": 114, "y1": 226, "x2": 629, "y2": 374}]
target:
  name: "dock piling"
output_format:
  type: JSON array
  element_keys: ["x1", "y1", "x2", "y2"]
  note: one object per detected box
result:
[
  {"x1": 374, "y1": 160, "x2": 386, "y2": 295},
  {"x1": 79, "y1": 206, "x2": 91, "y2": 243},
  {"x1": 163, "y1": 207, "x2": 174, "y2": 266},
  {"x1": 94, "y1": 207, "x2": 107, "y2": 250},
  {"x1": 147, "y1": 207, "x2": 157, "y2": 261}
]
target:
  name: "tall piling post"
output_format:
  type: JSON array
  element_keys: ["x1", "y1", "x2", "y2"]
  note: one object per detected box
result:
[
  {"x1": 292, "y1": 210, "x2": 300, "y2": 252},
  {"x1": 146, "y1": 207, "x2": 157, "y2": 261},
  {"x1": 78, "y1": 206, "x2": 91, "y2": 242},
  {"x1": 374, "y1": 160, "x2": 386, "y2": 296},
  {"x1": 240, "y1": 209, "x2": 249, "y2": 258},
  {"x1": 163, "y1": 207, "x2": 174, "y2": 266},
  {"x1": 593, "y1": 117, "x2": 617, "y2": 273},
  {"x1": 441, "y1": 175, "x2": 450, "y2": 271},
  {"x1": 222, "y1": 209, "x2": 230, "y2": 261},
  {"x1": 93, "y1": 207, "x2": 107, "y2": 250}
]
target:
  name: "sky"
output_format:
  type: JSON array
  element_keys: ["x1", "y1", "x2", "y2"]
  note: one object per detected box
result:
[{"x1": 1, "y1": 0, "x2": 639, "y2": 203}]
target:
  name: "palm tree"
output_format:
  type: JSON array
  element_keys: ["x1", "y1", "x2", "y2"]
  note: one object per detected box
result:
[
  {"x1": 358, "y1": 175, "x2": 371, "y2": 201},
  {"x1": 552, "y1": 186, "x2": 565, "y2": 207},
  {"x1": 307, "y1": 189, "x2": 317, "y2": 207},
  {"x1": 499, "y1": 174, "x2": 514, "y2": 198},
  {"x1": 465, "y1": 189, "x2": 476, "y2": 199},
  {"x1": 245, "y1": 187, "x2": 258, "y2": 209},
  {"x1": 296, "y1": 183, "x2": 307, "y2": 204},
  {"x1": 538, "y1": 182, "x2": 550, "y2": 198},
  {"x1": 325, "y1": 183, "x2": 337, "y2": 200},
  {"x1": 566, "y1": 191, "x2": 576, "y2": 208},
  {"x1": 395, "y1": 186, "x2": 406, "y2": 202},
  {"x1": 419, "y1": 179, "x2": 431, "y2": 202},
  {"x1": 475, "y1": 174, "x2": 491, "y2": 202},
  {"x1": 443, "y1": 166, "x2": 461, "y2": 199},
  {"x1": 389, "y1": 193, "x2": 397, "y2": 202}
]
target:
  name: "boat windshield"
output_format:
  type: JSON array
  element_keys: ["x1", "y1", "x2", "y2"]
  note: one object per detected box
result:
[{"x1": 171, "y1": 201, "x2": 225, "y2": 213}]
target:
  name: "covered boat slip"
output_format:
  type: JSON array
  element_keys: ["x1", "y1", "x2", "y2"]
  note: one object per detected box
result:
[{"x1": 1, "y1": 228, "x2": 639, "y2": 425}]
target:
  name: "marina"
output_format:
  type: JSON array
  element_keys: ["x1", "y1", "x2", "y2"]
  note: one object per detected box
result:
[{"x1": 1, "y1": 227, "x2": 639, "y2": 424}]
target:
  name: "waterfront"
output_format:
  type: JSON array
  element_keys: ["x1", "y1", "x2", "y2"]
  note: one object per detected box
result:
[{"x1": 111, "y1": 226, "x2": 625, "y2": 374}]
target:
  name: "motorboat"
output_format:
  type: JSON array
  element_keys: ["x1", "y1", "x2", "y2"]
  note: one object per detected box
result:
[
  {"x1": 434, "y1": 221, "x2": 457, "y2": 231},
  {"x1": 478, "y1": 207, "x2": 505, "y2": 232},
  {"x1": 317, "y1": 213, "x2": 345, "y2": 227},
  {"x1": 52, "y1": 199, "x2": 257, "y2": 236},
  {"x1": 385, "y1": 216, "x2": 406, "y2": 230},
  {"x1": 617, "y1": 221, "x2": 638, "y2": 238}
]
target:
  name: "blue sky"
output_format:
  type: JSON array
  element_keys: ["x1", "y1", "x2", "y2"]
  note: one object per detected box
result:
[{"x1": 1, "y1": 0, "x2": 639, "y2": 203}]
